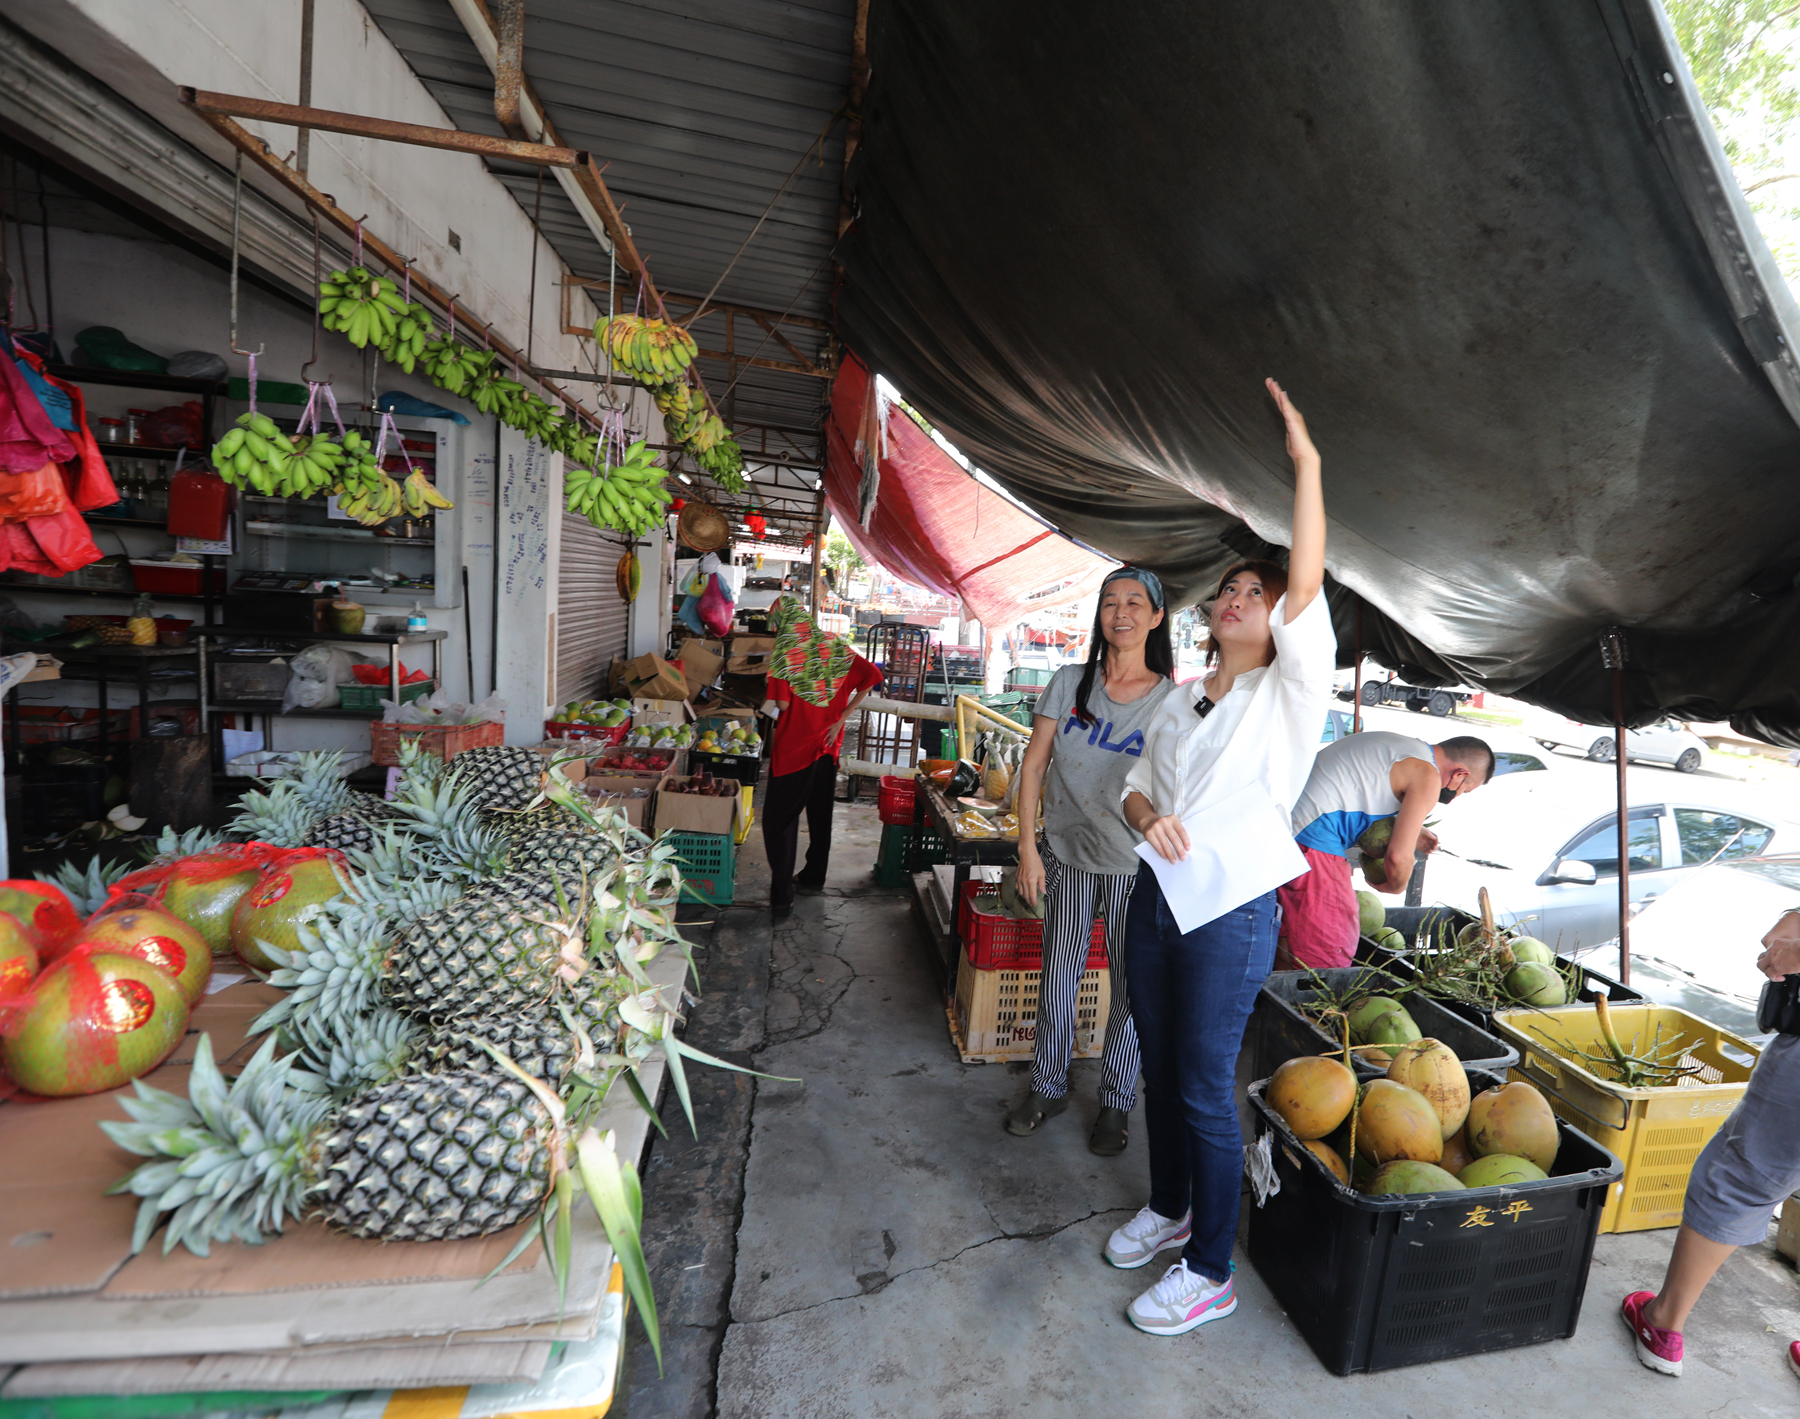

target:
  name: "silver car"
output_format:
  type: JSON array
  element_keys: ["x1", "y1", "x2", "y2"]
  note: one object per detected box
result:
[{"x1": 1417, "y1": 773, "x2": 1800, "y2": 953}]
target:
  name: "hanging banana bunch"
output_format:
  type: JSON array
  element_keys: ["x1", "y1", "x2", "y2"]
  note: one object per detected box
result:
[
  {"x1": 335, "y1": 472, "x2": 407, "y2": 526},
  {"x1": 422, "y1": 335, "x2": 482, "y2": 394},
  {"x1": 378, "y1": 299, "x2": 433, "y2": 374},
  {"x1": 595, "y1": 313, "x2": 698, "y2": 385},
  {"x1": 401, "y1": 467, "x2": 453, "y2": 520},
  {"x1": 319, "y1": 267, "x2": 408, "y2": 349},
  {"x1": 565, "y1": 439, "x2": 673, "y2": 535}
]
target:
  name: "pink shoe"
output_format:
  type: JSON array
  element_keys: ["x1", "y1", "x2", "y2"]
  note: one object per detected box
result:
[
  {"x1": 1788, "y1": 1339, "x2": 1799, "y2": 1379},
  {"x1": 1621, "y1": 1291, "x2": 1682, "y2": 1377}
]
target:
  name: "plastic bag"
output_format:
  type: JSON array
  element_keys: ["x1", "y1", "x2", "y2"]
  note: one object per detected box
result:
[
  {"x1": 698, "y1": 573, "x2": 733, "y2": 637},
  {"x1": 381, "y1": 689, "x2": 507, "y2": 725},
  {"x1": 0, "y1": 462, "x2": 73, "y2": 522},
  {"x1": 678, "y1": 593, "x2": 707, "y2": 636},
  {"x1": 282, "y1": 644, "x2": 363, "y2": 712}
]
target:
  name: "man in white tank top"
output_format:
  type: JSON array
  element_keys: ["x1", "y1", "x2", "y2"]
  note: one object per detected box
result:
[{"x1": 1275, "y1": 731, "x2": 1495, "y2": 969}]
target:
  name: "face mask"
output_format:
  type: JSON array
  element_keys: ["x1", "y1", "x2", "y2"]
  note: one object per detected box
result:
[{"x1": 1439, "y1": 782, "x2": 1462, "y2": 805}]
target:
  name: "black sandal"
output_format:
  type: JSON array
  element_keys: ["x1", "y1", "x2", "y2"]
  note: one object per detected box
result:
[{"x1": 1004, "y1": 1090, "x2": 1068, "y2": 1136}]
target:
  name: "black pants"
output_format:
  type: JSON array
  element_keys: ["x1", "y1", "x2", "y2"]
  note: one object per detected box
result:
[{"x1": 763, "y1": 753, "x2": 838, "y2": 907}]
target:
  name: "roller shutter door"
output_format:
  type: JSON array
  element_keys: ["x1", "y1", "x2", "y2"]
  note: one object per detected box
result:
[{"x1": 556, "y1": 513, "x2": 630, "y2": 702}]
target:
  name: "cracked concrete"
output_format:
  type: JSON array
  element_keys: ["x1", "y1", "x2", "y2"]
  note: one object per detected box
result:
[{"x1": 620, "y1": 790, "x2": 1800, "y2": 1419}]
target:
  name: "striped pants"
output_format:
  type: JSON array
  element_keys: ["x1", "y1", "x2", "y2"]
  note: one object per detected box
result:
[{"x1": 1029, "y1": 841, "x2": 1141, "y2": 1111}]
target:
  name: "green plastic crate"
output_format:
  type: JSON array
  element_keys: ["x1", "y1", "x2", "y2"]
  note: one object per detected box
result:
[
  {"x1": 875, "y1": 822, "x2": 913, "y2": 887},
  {"x1": 666, "y1": 829, "x2": 736, "y2": 906},
  {"x1": 902, "y1": 820, "x2": 951, "y2": 874},
  {"x1": 338, "y1": 678, "x2": 435, "y2": 710}
]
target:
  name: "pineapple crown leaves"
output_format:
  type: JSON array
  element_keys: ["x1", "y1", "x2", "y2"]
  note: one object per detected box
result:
[
  {"x1": 288, "y1": 751, "x2": 361, "y2": 818},
  {"x1": 100, "y1": 1035, "x2": 334, "y2": 1256},
  {"x1": 37, "y1": 856, "x2": 131, "y2": 916},
  {"x1": 289, "y1": 1002, "x2": 420, "y2": 1096},
  {"x1": 340, "y1": 830, "x2": 468, "y2": 922},
  {"x1": 228, "y1": 780, "x2": 320, "y2": 849},
  {"x1": 147, "y1": 824, "x2": 229, "y2": 863},
  {"x1": 254, "y1": 900, "x2": 390, "y2": 1032}
]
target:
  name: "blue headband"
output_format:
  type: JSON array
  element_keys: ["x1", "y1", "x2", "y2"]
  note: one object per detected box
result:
[{"x1": 1101, "y1": 565, "x2": 1164, "y2": 610}]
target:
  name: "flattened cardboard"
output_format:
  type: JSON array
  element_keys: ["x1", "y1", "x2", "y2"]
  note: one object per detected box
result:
[
  {"x1": 0, "y1": 1182, "x2": 143, "y2": 1298},
  {"x1": 584, "y1": 774, "x2": 651, "y2": 829},
  {"x1": 103, "y1": 1216, "x2": 541, "y2": 1298},
  {"x1": 726, "y1": 634, "x2": 776, "y2": 676},
  {"x1": 2, "y1": 1340, "x2": 555, "y2": 1396},
  {"x1": 651, "y1": 775, "x2": 743, "y2": 840},
  {"x1": 630, "y1": 696, "x2": 693, "y2": 727},
  {"x1": 166, "y1": 979, "x2": 287, "y2": 1065}
]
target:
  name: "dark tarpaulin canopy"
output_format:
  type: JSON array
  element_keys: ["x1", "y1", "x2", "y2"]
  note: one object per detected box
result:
[{"x1": 835, "y1": 0, "x2": 1800, "y2": 743}]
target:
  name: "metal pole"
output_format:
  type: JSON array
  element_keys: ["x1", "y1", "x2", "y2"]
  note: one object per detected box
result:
[
  {"x1": 296, "y1": 0, "x2": 316, "y2": 175},
  {"x1": 1352, "y1": 601, "x2": 1364, "y2": 734},
  {"x1": 1601, "y1": 629, "x2": 1631, "y2": 985}
]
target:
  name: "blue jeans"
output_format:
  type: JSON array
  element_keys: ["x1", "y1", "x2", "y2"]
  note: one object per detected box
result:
[{"x1": 1124, "y1": 865, "x2": 1279, "y2": 1283}]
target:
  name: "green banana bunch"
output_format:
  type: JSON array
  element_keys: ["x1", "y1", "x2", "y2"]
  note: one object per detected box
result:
[
  {"x1": 332, "y1": 429, "x2": 384, "y2": 495},
  {"x1": 694, "y1": 436, "x2": 746, "y2": 494},
  {"x1": 378, "y1": 300, "x2": 432, "y2": 374},
  {"x1": 557, "y1": 430, "x2": 598, "y2": 466},
  {"x1": 594, "y1": 313, "x2": 698, "y2": 387},
  {"x1": 319, "y1": 266, "x2": 408, "y2": 350},
  {"x1": 401, "y1": 467, "x2": 454, "y2": 519},
  {"x1": 212, "y1": 411, "x2": 299, "y2": 495},
  {"x1": 468, "y1": 356, "x2": 526, "y2": 418},
  {"x1": 422, "y1": 336, "x2": 483, "y2": 394},
  {"x1": 565, "y1": 439, "x2": 673, "y2": 534},
  {"x1": 508, "y1": 395, "x2": 561, "y2": 444},
  {"x1": 276, "y1": 432, "x2": 346, "y2": 498}
]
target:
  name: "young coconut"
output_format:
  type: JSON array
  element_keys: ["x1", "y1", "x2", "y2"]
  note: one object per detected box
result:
[
  {"x1": 1458, "y1": 1154, "x2": 1549, "y2": 1187},
  {"x1": 1385, "y1": 1039, "x2": 1470, "y2": 1138},
  {"x1": 1368, "y1": 1160, "x2": 1465, "y2": 1195},
  {"x1": 1267, "y1": 1054, "x2": 1357, "y2": 1140},
  {"x1": 1467, "y1": 1081, "x2": 1559, "y2": 1172},
  {"x1": 1354, "y1": 1079, "x2": 1443, "y2": 1165}
]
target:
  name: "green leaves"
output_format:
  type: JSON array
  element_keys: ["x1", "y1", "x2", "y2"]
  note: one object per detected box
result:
[{"x1": 575, "y1": 1127, "x2": 659, "y2": 1372}]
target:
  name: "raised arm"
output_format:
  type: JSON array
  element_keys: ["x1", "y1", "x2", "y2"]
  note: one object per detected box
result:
[{"x1": 1266, "y1": 378, "x2": 1323, "y2": 619}]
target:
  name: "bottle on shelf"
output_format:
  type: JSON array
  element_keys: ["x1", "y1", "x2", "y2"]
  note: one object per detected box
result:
[
  {"x1": 126, "y1": 594, "x2": 157, "y2": 647},
  {"x1": 407, "y1": 601, "x2": 428, "y2": 634}
]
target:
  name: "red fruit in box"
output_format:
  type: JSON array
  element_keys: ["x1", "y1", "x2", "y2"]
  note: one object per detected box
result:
[
  {"x1": 0, "y1": 911, "x2": 39, "y2": 999},
  {"x1": 1, "y1": 950, "x2": 189, "y2": 1096},
  {"x1": 159, "y1": 851, "x2": 266, "y2": 955},
  {"x1": 0, "y1": 881, "x2": 81, "y2": 959},
  {"x1": 230, "y1": 857, "x2": 349, "y2": 972},
  {"x1": 75, "y1": 905, "x2": 211, "y2": 1006}
]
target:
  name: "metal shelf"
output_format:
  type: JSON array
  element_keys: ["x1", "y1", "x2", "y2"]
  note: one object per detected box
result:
[
  {"x1": 244, "y1": 520, "x2": 435, "y2": 547},
  {"x1": 0, "y1": 582, "x2": 209, "y2": 602},
  {"x1": 84, "y1": 516, "x2": 170, "y2": 529},
  {"x1": 207, "y1": 700, "x2": 374, "y2": 718}
]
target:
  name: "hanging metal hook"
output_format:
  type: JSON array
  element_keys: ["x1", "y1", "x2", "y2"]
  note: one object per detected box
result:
[
  {"x1": 228, "y1": 152, "x2": 264, "y2": 358},
  {"x1": 300, "y1": 209, "x2": 322, "y2": 381}
]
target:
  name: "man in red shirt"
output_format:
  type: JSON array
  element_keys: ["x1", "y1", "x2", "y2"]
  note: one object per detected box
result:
[{"x1": 762, "y1": 597, "x2": 883, "y2": 917}]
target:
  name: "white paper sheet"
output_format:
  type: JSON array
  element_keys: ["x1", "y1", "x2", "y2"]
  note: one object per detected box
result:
[{"x1": 1134, "y1": 781, "x2": 1307, "y2": 933}]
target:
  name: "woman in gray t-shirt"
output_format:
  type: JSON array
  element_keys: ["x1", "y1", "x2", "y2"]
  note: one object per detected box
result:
[{"x1": 1005, "y1": 568, "x2": 1175, "y2": 1155}]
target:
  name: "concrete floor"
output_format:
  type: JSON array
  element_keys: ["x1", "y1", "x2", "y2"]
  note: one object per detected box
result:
[{"x1": 620, "y1": 792, "x2": 1800, "y2": 1418}]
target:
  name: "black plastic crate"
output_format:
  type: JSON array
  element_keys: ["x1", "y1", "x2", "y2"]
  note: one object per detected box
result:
[
  {"x1": 689, "y1": 748, "x2": 761, "y2": 786},
  {"x1": 1251, "y1": 967, "x2": 1518, "y2": 1080},
  {"x1": 1247, "y1": 1068, "x2": 1622, "y2": 1374}
]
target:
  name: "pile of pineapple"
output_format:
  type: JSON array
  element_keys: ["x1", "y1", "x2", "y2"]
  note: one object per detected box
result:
[{"x1": 33, "y1": 744, "x2": 723, "y2": 1357}]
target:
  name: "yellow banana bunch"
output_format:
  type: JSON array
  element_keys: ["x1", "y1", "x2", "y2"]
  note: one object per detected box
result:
[
  {"x1": 565, "y1": 439, "x2": 672, "y2": 534},
  {"x1": 593, "y1": 313, "x2": 698, "y2": 386},
  {"x1": 336, "y1": 471, "x2": 406, "y2": 526},
  {"x1": 319, "y1": 266, "x2": 409, "y2": 350},
  {"x1": 401, "y1": 467, "x2": 453, "y2": 518}
]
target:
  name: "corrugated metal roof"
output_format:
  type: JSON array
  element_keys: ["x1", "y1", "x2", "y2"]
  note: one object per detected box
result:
[{"x1": 360, "y1": 0, "x2": 850, "y2": 510}]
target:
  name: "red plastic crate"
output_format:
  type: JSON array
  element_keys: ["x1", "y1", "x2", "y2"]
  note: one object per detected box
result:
[
  {"x1": 542, "y1": 721, "x2": 629, "y2": 745},
  {"x1": 877, "y1": 773, "x2": 916, "y2": 825},
  {"x1": 958, "y1": 880, "x2": 1107, "y2": 971}
]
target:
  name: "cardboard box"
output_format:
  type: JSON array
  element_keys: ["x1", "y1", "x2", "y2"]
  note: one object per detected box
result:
[
  {"x1": 652, "y1": 773, "x2": 745, "y2": 840},
  {"x1": 674, "y1": 637, "x2": 726, "y2": 698},
  {"x1": 726, "y1": 634, "x2": 777, "y2": 677},
  {"x1": 618, "y1": 652, "x2": 686, "y2": 701},
  {"x1": 584, "y1": 774, "x2": 653, "y2": 829},
  {"x1": 631, "y1": 696, "x2": 693, "y2": 728}
]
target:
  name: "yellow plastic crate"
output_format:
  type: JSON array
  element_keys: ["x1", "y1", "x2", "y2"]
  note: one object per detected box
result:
[
  {"x1": 734, "y1": 784, "x2": 754, "y2": 845},
  {"x1": 1491, "y1": 1003, "x2": 1760, "y2": 1234},
  {"x1": 948, "y1": 952, "x2": 1109, "y2": 1064}
]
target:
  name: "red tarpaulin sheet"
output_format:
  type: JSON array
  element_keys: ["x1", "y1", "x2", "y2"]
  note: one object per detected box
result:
[{"x1": 825, "y1": 354, "x2": 1110, "y2": 626}]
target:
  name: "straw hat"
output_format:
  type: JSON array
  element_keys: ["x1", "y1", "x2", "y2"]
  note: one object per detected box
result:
[{"x1": 677, "y1": 499, "x2": 730, "y2": 552}]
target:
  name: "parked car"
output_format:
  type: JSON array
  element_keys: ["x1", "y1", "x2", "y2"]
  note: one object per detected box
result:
[
  {"x1": 1525, "y1": 711, "x2": 1709, "y2": 772},
  {"x1": 1416, "y1": 773, "x2": 1800, "y2": 954},
  {"x1": 1336, "y1": 668, "x2": 1472, "y2": 717},
  {"x1": 1584, "y1": 854, "x2": 1800, "y2": 1044}
]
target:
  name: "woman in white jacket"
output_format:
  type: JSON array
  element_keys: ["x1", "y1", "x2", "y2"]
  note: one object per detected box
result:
[{"x1": 1105, "y1": 380, "x2": 1336, "y2": 1337}]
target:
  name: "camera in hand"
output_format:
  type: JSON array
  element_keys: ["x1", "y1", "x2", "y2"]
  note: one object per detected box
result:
[{"x1": 1757, "y1": 973, "x2": 1800, "y2": 1037}]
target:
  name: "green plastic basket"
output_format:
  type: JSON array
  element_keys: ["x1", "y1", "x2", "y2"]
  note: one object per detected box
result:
[
  {"x1": 666, "y1": 829, "x2": 736, "y2": 906},
  {"x1": 339, "y1": 678, "x2": 435, "y2": 710},
  {"x1": 874, "y1": 822, "x2": 913, "y2": 887}
]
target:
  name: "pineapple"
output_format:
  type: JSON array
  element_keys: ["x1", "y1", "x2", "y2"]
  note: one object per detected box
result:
[
  {"x1": 103, "y1": 1035, "x2": 552, "y2": 1252},
  {"x1": 448, "y1": 746, "x2": 554, "y2": 812},
  {"x1": 309, "y1": 794, "x2": 404, "y2": 854},
  {"x1": 424, "y1": 981, "x2": 626, "y2": 1085},
  {"x1": 38, "y1": 856, "x2": 132, "y2": 915}
]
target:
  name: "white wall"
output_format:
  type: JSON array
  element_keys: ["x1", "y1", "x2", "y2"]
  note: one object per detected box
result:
[{"x1": 492, "y1": 425, "x2": 560, "y2": 744}]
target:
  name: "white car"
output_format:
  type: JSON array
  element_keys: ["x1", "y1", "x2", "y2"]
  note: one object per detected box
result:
[
  {"x1": 1526, "y1": 712, "x2": 1709, "y2": 773},
  {"x1": 1586, "y1": 855, "x2": 1800, "y2": 1043},
  {"x1": 1415, "y1": 773, "x2": 1800, "y2": 955}
]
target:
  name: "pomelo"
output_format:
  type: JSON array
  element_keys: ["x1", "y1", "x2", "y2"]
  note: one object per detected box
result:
[
  {"x1": 230, "y1": 858, "x2": 349, "y2": 972},
  {"x1": 0, "y1": 882, "x2": 81, "y2": 960},
  {"x1": 73, "y1": 906, "x2": 211, "y2": 1006},
  {"x1": 0, "y1": 911, "x2": 40, "y2": 999},
  {"x1": 1, "y1": 951, "x2": 188, "y2": 1096},
  {"x1": 160, "y1": 852, "x2": 266, "y2": 955}
]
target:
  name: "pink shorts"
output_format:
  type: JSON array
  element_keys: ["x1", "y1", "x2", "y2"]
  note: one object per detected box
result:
[{"x1": 1275, "y1": 845, "x2": 1359, "y2": 970}]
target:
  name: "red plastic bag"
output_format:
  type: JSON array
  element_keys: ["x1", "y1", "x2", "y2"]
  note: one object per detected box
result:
[
  {"x1": 0, "y1": 462, "x2": 72, "y2": 522},
  {"x1": 698, "y1": 573, "x2": 734, "y2": 637},
  {"x1": 32, "y1": 358, "x2": 120, "y2": 511},
  {"x1": 15, "y1": 501, "x2": 101, "y2": 573}
]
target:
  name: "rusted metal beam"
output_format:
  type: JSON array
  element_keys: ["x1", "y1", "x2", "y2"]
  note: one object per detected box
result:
[
  {"x1": 697, "y1": 347, "x2": 831, "y2": 379},
  {"x1": 748, "y1": 311, "x2": 825, "y2": 375},
  {"x1": 839, "y1": 0, "x2": 871, "y2": 238},
  {"x1": 492, "y1": 0, "x2": 529, "y2": 140},
  {"x1": 181, "y1": 89, "x2": 588, "y2": 168},
  {"x1": 562, "y1": 278, "x2": 830, "y2": 331},
  {"x1": 187, "y1": 106, "x2": 596, "y2": 430}
]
